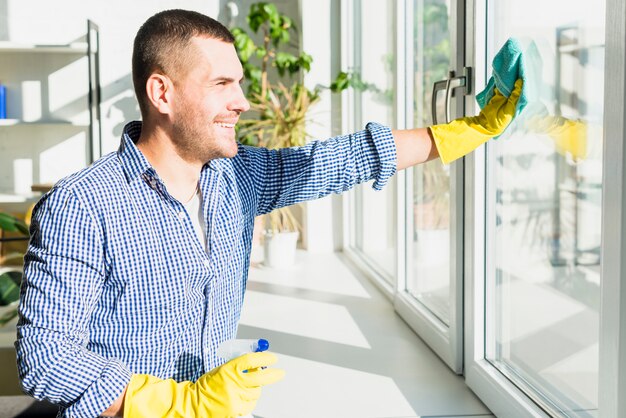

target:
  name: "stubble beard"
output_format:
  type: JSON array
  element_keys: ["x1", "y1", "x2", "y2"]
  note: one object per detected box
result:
[{"x1": 171, "y1": 109, "x2": 233, "y2": 164}]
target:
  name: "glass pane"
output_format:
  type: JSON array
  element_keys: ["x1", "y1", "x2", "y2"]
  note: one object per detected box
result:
[
  {"x1": 485, "y1": 1, "x2": 604, "y2": 416},
  {"x1": 353, "y1": 0, "x2": 397, "y2": 281},
  {"x1": 407, "y1": 0, "x2": 452, "y2": 325}
]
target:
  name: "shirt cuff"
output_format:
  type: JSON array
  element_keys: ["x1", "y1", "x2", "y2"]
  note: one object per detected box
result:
[
  {"x1": 365, "y1": 122, "x2": 397, "y2": 190},
  {"x1": 61, "y1": 359, "x2": 132, "y2": 418}
]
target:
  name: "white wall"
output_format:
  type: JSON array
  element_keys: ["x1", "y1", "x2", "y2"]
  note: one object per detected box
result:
[
  {"x1": 0, "y1": 0, "x2": 343, "y2": 251},
  {"x1": 300, "y1": 0, "x2": 344, "y2": 252},
  {"x1": 0, "y1": 0, "x2": 221, "y2": 206},
  {"x1": 1, "y1": 0, "x2": 221, "y2": 154}
]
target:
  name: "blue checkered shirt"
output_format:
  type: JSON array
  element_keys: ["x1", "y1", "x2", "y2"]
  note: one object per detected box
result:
[{"x1": 15, "y1": 120, "x2": 396, "y2": 417}]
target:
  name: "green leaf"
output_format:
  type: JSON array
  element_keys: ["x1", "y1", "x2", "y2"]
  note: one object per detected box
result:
[
  {"x1": 275, "y1": 52, "x2": 298, "y2": 72},
  {"x1": 308, "y1": 88, "x2": 321, "y2": 102},
  {"x1": 248, "y1": 11, "x2": 264, "y2": 33},
  {"x1": 248, "y1": 83, "x2": 262, "y2": 96},
  {"x1": 232, "y1": 29, "x2": 256, "y2": 63},
  {"x1": 247, "y1": 65, "x2": 262, "y2": 83},
  {"x1": 230, "y1": 26, "x2": 245, "y2": 39},
  {"x1": 330, "y1": 71, "x2": 350, "y2": 92},
  {"x1": 255, "y1": 47, "x2": 267, "y2": 58},
  {"x1": 0, "y1": 212, "x2": 28, "y2": 235},
  {"x1": 348, "y1": 72, "x2": 370, "y2": 91},
  {"x1": 241, "y1": 133, "x2": 259, "y2": 147},
  {"x1": 248, "y1": 2, "x2": 280, "y2": 33},
  {"x1": 281, "y1": 16, "x2": 292, "y2": 30},
  {"x1": 298, "y1": 53, "x2": 313, "y2": 72},
  {"x1": 16, "y1": 223, "x2": 29, "y2": 235},
  {"x1": 0, "y1": 213, "x2": 18, "y2": 232},
  {"x1": 232, "y1": 28, "x2": 249, "y2": 50},
  {"x1": 0, "y1": 271, "x2": 21, "y2": 306},
  {"x1": 262, "y1": 3, "x2": 279, "y2": 22}
]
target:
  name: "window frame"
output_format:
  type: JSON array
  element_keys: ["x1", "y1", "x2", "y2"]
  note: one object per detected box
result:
[
  {"x1": 341, "y1": 0, "x2": 402, "y2": 299},
  {"x1": 464, "y1": 0, "x2": 626, "y2": 416},
  {"x1": 598, "y1": 0, "x2": 626, "y2": 416}
]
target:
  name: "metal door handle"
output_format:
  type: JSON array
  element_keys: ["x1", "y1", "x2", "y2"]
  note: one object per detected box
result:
[{"x1": 431, "y1": 67, "x2": 472, "y2": 124}]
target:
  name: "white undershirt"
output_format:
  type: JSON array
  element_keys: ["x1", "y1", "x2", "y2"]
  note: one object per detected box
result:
[
  {"x1": 186, "y1": 190, "x2": 250, "y2": 418},
  {"x1": 183, "y1": 188, "x2": 207, "y2": 251}
]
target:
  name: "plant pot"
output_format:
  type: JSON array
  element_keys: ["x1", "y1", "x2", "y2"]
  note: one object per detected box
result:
[
  {"x1": 263, "y1": 231, "x2": 299, "y2": 268},
  {"x1": 250, "y1": 216, "x2": 265, "y2": 265}
]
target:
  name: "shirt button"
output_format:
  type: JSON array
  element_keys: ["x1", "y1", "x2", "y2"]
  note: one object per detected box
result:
[
  {"x1": 178, "y1": 211, "x2": 185, "y2": 220},
  {"x1": 203, "y1": 260, "x2": 211, "y2": 268}
]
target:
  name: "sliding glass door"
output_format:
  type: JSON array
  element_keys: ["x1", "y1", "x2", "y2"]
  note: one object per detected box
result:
[
  {"x1": 339, "y1": 0, "x2": 626, "y2": 415},
  {"x1": 464, "y1": 0, "x2": 621, "y2": 416},
  {"x1": 394, "y1": 0, "x2": 467, "y2": 374},
  {"x1": 345, "y1": 0, "x2": 398, "y2": 288},
  {"x1": 343, "y1": 0, "x2": 468, "y2": 373},
  {"x1": 486, "y1": 4, "x2": 604, "y2": 411}
]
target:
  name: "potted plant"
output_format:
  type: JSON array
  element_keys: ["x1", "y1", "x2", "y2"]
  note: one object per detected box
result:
[
  {"x1": 232, "y1": 2, "x2": 346, "y2": 268},
  {"x1": 0, "y1": 212, "x2": 29, "y2": 326}
]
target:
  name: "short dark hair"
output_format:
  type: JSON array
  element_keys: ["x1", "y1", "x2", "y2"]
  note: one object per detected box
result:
[{"x1": 132, "y1": 9, "x2": 235, "y2": 117}]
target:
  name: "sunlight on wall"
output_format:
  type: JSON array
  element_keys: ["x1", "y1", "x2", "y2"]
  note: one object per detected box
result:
[
  {"x1": 39, "y1": 132, "x2": 86, "y2": 183},
  {"x1": 48, "y1": 56, "x2": 89, "y2": 124}
]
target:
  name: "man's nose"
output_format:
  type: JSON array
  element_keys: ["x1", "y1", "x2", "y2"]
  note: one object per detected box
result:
[{"x1": 230, "y1": 84, "x2": 250, "y2": 113}]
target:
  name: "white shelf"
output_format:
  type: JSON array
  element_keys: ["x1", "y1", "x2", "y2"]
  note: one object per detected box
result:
[
  {"x1": 0, "y1": 41, "x2": 89, "y2": 54},
  {"x1": 0, "y1": 193, "x2": 40, "y2": 204},
  {"x1": 0, "y1": 119, "x2": 89, "y2": 127},
  {"x1": 0, "y1": 20, "x2": 101, "y2": 193}
]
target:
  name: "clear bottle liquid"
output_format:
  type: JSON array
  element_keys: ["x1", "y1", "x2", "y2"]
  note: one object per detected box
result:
[{"x1": 217, "y1": 338, "x2": 270, "y2": 361}]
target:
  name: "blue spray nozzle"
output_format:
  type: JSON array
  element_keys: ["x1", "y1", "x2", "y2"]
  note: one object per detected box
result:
[{"x1": 256, "y1": 339, "x2": 269, "y2": 352}]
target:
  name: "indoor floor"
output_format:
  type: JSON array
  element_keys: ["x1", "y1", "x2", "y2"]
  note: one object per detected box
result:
[
  {"x1": 238, "y1": 250, "x2": 492, "y2": 418},
  {"x1": 0, "y1": 250, "x2": 492, "y2": 418}
]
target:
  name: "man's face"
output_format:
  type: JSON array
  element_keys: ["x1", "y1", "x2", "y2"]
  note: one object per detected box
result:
[{"x1": 170, "y1": 37, "x2": 250, "y2": 163}]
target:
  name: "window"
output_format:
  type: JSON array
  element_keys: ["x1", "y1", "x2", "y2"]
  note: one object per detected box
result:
[
  {"x1": 408, "y1": 0, "x2": 453, "y2": 326},
  {"x1": 472, "y1": 1, "x2": 607, "y2": 416},
  {"x1": 349, "y1": 0, "x2": 398, "y2": 284}
]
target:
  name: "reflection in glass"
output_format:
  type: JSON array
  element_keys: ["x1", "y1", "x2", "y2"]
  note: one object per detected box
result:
[
  {"x1": 353, "y1": 0, "x2": 397, "y2": 281},
  {"x1": 407, "y1": 0, "x2": 452, "y2": 325},
  {"x1": 486, "y1": 1, "x2": 604, "y2": 415}
]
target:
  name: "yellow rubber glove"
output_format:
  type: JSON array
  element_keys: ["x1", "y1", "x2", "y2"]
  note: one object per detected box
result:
[
  {"x1": 429, "y1": 79, "x2": 523, "y2": 164},
  {"x1": 526, "y1": 114, "x2": 587, "y2": 161},
  {"x1": 123, "y1": 352, "x2": 285, "y2": 418}
]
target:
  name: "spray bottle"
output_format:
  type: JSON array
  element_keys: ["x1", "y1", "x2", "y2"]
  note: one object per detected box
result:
[
  {"x1": 216, "y1": 338, "x2": 270, "y2": 418},
  {"x1": 217, "y1": 338, "x2": 270, "y2": 361}
]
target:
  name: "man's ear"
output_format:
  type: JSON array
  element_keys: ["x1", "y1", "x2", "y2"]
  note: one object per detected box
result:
[{"x1": 145, "y1": 74, "x2": 173, "y2": 115}]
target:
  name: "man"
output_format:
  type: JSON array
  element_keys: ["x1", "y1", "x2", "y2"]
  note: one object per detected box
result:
[{"x1": 15, "y1": 9, "x2": 521, "y2": 418}]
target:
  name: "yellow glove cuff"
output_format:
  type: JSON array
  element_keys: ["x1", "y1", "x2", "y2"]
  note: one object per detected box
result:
[
  {"x1": 429, "y1": 121, "x2": 492, "y2": 165},
  {"x1": 124, "y1": 374, "x2": 194, "y2": 418}
]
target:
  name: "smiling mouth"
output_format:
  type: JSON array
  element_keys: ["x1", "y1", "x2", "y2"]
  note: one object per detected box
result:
[{"x1": 214, "y1": 121, "x2": 236, "y2": 128}]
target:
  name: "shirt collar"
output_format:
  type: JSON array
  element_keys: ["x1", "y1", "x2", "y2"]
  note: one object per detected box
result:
[
  {"x1": 117, "y1": 121, "x2": 157, "y2": 184},
  {"x1": 117, "y1": 120, "x2": 231, "y2": 188}
]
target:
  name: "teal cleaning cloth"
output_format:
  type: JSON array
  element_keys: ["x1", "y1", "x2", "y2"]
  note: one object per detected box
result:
[{"x1": 476, "y1": 37, "x2": 539, "y2": 115}]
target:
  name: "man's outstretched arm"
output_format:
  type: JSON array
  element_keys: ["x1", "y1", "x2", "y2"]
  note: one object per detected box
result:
[
  {"x1": 393, "y1": 79, "x2": 523, "y2": 169},
  {"x1": 393, "y1": 127, "x2": 439, "y2": 170}
]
